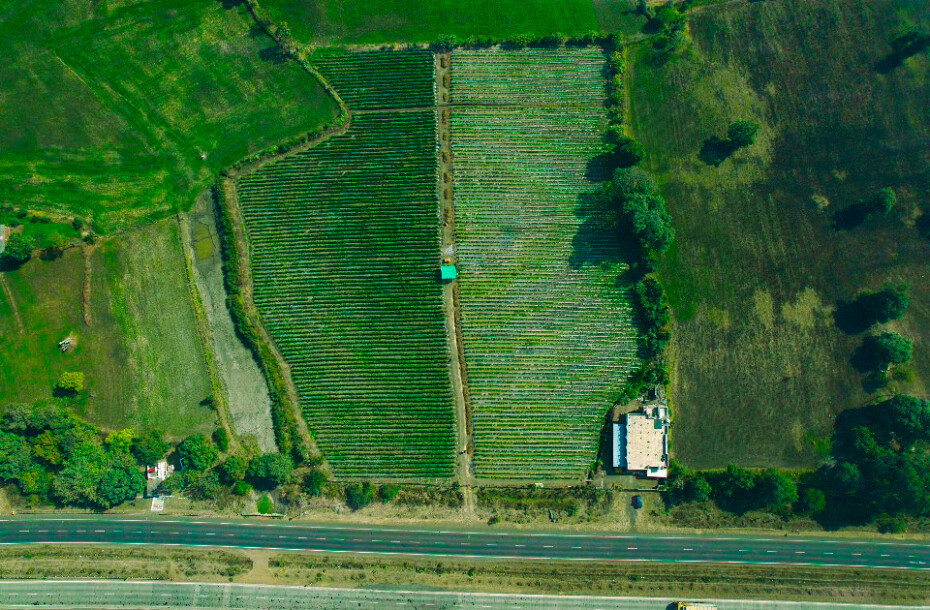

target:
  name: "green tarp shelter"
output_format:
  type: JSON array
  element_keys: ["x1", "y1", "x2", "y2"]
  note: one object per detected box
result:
[{"x1": 440, "y1": 264, "x2": 458, "y2": 280}]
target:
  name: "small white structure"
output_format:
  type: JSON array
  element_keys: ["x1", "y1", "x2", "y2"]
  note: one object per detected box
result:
[
  {"x1": 613, "y1": 406, "x2": 669, "y2": 478},
  {"x1": 146, "y1": 460, "x2": 173, "y2": 482},
  {"x1": 0, "y1": 225, "x2": 9, "y2": 255}
]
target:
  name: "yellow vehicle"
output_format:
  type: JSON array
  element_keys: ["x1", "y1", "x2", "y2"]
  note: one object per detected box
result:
[{"x1": 676, "y1": 603, "x2": 717, "y2": 610}]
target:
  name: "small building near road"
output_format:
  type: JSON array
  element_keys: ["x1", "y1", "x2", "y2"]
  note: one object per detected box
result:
[
  {"x1": 439, "y1": 264, "x2": 458, "y2": 281},
  {"x1": 613, "y1": 405, "x2": 669, "y2": 478},
  {"x1": 0, "y1": 225, "x2": 9, "y2": 255}
]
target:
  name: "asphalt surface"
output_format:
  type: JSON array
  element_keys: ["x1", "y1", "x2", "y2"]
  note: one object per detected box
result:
[
  {"x1": 0, "y1": 517, "x2": 928, "y2": 570},
  {"x1": 0, "y1": 581, "x2": 922, "y2": 610}
]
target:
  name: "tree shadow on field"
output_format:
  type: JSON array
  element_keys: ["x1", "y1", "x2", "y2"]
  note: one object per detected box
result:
[
  {"x1": 585, "y1": 153, "x2": 615, "y2": 183},
  {"x1": 833, "y1": 299, "x2": 873, "y2": 335},
  {"x1": 832, "y1": 202, "x2": 870, "y2": 231},
  {"x1": 569, "y1": 191, "x2": 641, "y2": 270},
  {"x1": 215, "y1": 0, "x2": 244, "y2": 9},
  {"x1": 258, "y1": 46, "x2": 287, "y2": 64}
]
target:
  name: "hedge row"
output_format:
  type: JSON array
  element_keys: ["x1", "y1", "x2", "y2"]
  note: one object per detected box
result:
[{"x1": 212, "y1": 184, "x2": 307, "y2": 463}]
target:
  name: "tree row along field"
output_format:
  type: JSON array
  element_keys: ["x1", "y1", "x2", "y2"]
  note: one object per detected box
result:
[
  {"x1": 236, "y1": 105, "x2": 456, "y2": 478},
  {"x1": 451, "y1": 50, "x2": 641, "y2": 479}
]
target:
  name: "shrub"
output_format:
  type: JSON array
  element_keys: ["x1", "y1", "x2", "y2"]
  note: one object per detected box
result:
[
  {"x1": 246, "y1": 453, "x2": 293, "y2": 490},
  {"x1": 304, "y1": 469, "x2": 328, "y2": 498},
  {"x1": 257, "y1": 494, "x2": 274, "y2": 514},
  {"x1": 727, "y1": 119, "x2": 760, "y2": 149},
  {"x1": 220, "y1": 455, "x2": 248, "y2": 484},
  {"x1": 0, "y1": 233, "x2": 36, "y2": 267},
  {"x1": 54, "y1": 372, "x2": 84, "y2": 396},
  {"x1": 610, "y1": 135, "x2": 646, "y2": 167},
  {"x1": 754, "y1": 469, "x2": 798, "y2": 513},
  {"x1": 177, "y1": 434, "x2": 218, "y2": 472},
  {"x1": 213, "y1": 427, "x2": 230, "y2": 452},
  {"x1": 856, "y1": 332, "x2": 913, "y2": 372},
  {"x1": 379, "y1": 484, "x2": 401, "y2": 503},
  {"x1": 797, "y1": 488, "x2": 826, "y2": 515},
  {"x1": 232, "y1": 480, "x2": 252, "y2": 496},
  {"x1": 345, "y1": 482, "x2": 375, "y2": 510},
  {"x1": 131, "y1": 430, "x2": 170, "y2": 466}
]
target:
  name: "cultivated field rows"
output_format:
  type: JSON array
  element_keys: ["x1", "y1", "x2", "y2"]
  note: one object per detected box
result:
[
  {"x1": 238, "y1": 109, "x2": 456, "y2": 478},
  {"x1": 452, "y1": 51, "x2": 640, "y2": 479}
]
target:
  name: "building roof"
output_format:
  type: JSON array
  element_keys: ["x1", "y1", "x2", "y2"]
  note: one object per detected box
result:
[
  {"x1": 440, "y1": 264, "x2": 458, "y2": 280},
  {"x1": 625, "y1": 413, "x2": 668, "y2": 473}
]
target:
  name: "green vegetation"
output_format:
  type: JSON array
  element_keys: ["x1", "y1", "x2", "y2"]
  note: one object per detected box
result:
[
  {"x1": 835, "y1": 285, "x2": 909, "y2": 334},
  {"x1": 0, "y1": 221, "x2": 215, "y2": 438},
  {"x1": 257, "y1": 494, "x2": 274, "y2": 514},
  {"x1": 668, "y1": 393, "x2": 930, "y2": 529},
  {"x1": 261, "y1": 0, "x2": 645, "y2": 45},
  {"x1": 345, "y1": 482, "x2": 375, "y2": 510},
  {"x1": 0, "y1": 402, "x2": 144, "y2": 509},
  {"x1": 309, "y1": 49, "x2": 435, "y2": 109},
  {"x1": 53, "y1": 372, "x2": 84, "y2": 397},
  {"x1": 177, "y1": 433, "x2": 219, "y2": 472},
  {"x1": 246, "y1": 452, "x2": 293, "y2": 490},
  {"x1": 452, "y1": 49, "x2": 640, "y2": 479},
  {"x1": 0, "y1": 234, "x2": 36, "y2": 269},
  {"x1": 0, "y1": 0, "x2": 338, "y2": 230},
  {"x1": 629, "y1": 0, "x2": 930, "y2": 468},
  {"x1": 236, "y1": 98, "x2": 456, "y2": 476}
]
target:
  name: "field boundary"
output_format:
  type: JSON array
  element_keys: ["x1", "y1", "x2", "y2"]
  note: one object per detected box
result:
[
  {"x1": 177, "y1": 212, "x2": 241, "y2": 454},
  {"x1": 0, "y1": 275, "x2": 25, "y2": 337}
]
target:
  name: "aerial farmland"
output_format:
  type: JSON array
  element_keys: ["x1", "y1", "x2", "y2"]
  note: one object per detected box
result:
[{"x1": 0, "y1": 1, "x2": 929, "y2": 583}]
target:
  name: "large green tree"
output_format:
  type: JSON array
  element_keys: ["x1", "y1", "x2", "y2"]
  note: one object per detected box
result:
[
  {"x1": 246, "y1": 453, "x2": 293, "y2": 490},
  {"x1": 177, "y1": 434, "x2": 218, "y2": 472},
  {"x1": 0, "y1": 233, "x2": 36, "y2": 267}
]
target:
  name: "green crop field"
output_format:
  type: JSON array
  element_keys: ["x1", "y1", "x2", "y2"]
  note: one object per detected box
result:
[
  {"x1": 310, "y1": 49, "x2": 435, "y2": 109},
  {"x1": 262, "y1": 0, "x2": 644, "y2": 46},
  {"x1": 451, "y1": 49, "x2": 640, "y2": 480},
  {"x1": 236, "y1": 87, "x2": 456, "y2": 478},
  {"x1": 0, "y1": 221, "x2": 215, "y2": 438},
  {"x1": 629, "y1": 0, "x2": 930, "y2": 468},
  {"x1": 0, "y1": 0, "x2": 338, "y2": 231}
]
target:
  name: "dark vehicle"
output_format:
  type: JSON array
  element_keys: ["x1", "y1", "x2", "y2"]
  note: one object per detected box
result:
[{"x1": 632, "y1": 495, "x2": 643, "y2": 509}]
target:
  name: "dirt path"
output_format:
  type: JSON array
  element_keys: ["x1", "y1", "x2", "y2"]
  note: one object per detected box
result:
[
  {"x1": 0, "y1": 275, "x2": 24, "y2": 336},
  {"x1": 81, "y1": 245, "x2": 94, "y2": 326},
  {"x1": 436, "y1": 52, "x2": 476, "y2": 513}
]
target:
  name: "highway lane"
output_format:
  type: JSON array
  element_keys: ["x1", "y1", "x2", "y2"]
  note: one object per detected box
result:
[
  {"x1": 0, "y1": 581, "x2": 922, "y2": 610},
  {"x1": 0, "y1": 517, "x2": 928, "y2": 570}
]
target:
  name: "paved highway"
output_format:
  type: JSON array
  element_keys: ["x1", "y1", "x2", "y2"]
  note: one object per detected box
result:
[
  {"x1": 2, "y1": 516, "x2": 929, "y2": 570},
  {"x1": 0, "y1": 517, "x2": 928, "y2": 570},
  {"x1": 0, "y1": 581, "x2": 922, "y2": 609}
]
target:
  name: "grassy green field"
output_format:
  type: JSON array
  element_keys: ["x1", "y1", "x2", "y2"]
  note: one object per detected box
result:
[
  {"x1": 452, "y1": 50, "x2": 640, "y2": 480},
  {"x1": 236, "y1": 54, "x2": 456, "y2": 478},
  {"x1": 0, "y1": 0, "x2": 338, "y2": 231},
  {"x1": 0, "y1": 221, "x2": 215, "y2": 438},
  {"x1": 262, "y1": 0, "x2": 644, "y2": 45},
  {"x1": 629, "y1": 0, "x2": 930, "y2": 468}
]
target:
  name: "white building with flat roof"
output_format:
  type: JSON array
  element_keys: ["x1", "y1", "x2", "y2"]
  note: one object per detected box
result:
[{"x1": 613, "y1": 407, "x2": 669, "y2": 478}]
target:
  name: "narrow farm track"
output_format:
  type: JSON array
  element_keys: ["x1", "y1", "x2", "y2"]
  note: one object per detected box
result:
[
  {"x1": 437, "y1": 51, "x2": 476, "y2": 511},
  {"x1": 81, "y1": 245, "x2": 93, "y2": 326},
  {"x1": 0, "y1": 274, "x2": 24, "y2": 336}
]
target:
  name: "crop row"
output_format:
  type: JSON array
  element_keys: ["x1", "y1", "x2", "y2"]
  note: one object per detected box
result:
[
  {"x1": 450, "y1": 49, "x2": 606, "y2": 106},
  {"x1": 310, "y1": 49, "x2": 435, "y2": 110},
  {"x1": 451, "y1": 51, "x2": 639, "y2": 480},
  {"x1": 237, "y1": 112, "x2": 456, "y2": 478}
]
